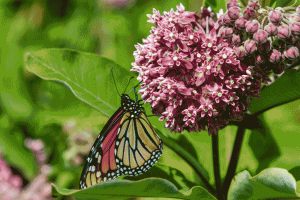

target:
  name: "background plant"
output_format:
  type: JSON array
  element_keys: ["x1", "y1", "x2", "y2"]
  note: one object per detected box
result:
[{"x1": 0, "y1": 0, "x2": 300, "y2": 199}]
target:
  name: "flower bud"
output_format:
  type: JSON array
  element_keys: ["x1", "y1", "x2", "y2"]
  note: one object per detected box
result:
[
  {"x1": 219, "y1": 27, "x2": 226, "y2": 38},
  {"x1": 228, "y1": 6, "x2": 241, "y2": 20},
  {"x1": 247, "y1": 1, "x2": 260, "y2": 11},
  {"x1": 273, "y1": 62, "x2": 285, "y2": 74},
  {"x1": 244, "y1": 39, "x2": 257, "y2": 54},
  {"x1": 243, "y1": 7, "x2": 256, "y2": 19},
  {"x1": 268, "y1": 10, "x2": 283, "y2": 25},
  {"x1": 269, "y1": 49, "x2": 281, "y2": 63},
  {"x1": 235, "y1": 17, "x2": 247, "y2": 30},
  {"x1": 227, "y1": 0, "x2": 240, "y2": 9},
  {"x1": 235, "y1": 45, "x2": 246, "y2": 58},
  {"x1": 253, "y1": 29, "x2": 268, "y2": 43},
  {"x1": 284, "y1": 46, "x2": 299, "y2": 60},
  {"x1": 255, "y1": 54, "x2": 265, "y2": 64},
  {"x1": 264, "y1": 23, "x2": 278, "y2": 36},
  {"x1": 223, "y1": 13, "x2": 234, "y2": 26},
  {"x1": 232, "y1": 34, "x2": 241, "y2": 45},
  {"x1": 224, "y1": 27, "x2": 233, "y2": 38},
  {"x1": 291, "y1": 22, "x2": 300, "y2": 35},
  {"x1": 246, "y1": 20, "x2": 260, "y2": 34},
  {"x1": 218, "y1": 15, "x2": 224, "y2": 26},
  {"x1": 220, "y1": 27, "x2": 233, "y2": 38},
  {"x1": 278, "y1": 25, "x2": 291, "y2": 39},
  {"x1": 257, "y1": 39, "x2": 272, "y2": 53}
]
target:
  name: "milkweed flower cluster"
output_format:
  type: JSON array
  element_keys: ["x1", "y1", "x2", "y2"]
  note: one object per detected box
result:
[
  {"x1": 25, "y1": 139, "x2": 47, "y2": 165},
  {"x1": 131, "y1": 2, "x2": 292, "y2": 134},
  {"x1": 22, "y1": 139, "x2": 52, "y2": 200},
  {"x1": 0, "y1": 154, "x2": 23, "y2": 200},
  {"x1": 218, "y1": 0, "x2": 300, "y2": 74},
  {"x1": 0, "y1": 151, "x2": 51, "y2": 200}
]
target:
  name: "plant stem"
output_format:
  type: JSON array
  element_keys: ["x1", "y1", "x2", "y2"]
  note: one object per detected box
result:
[
  {"x1": 222, "y1": 125, "x2": 246, "y2": 197},
  {"x1": 212, "y1": 131, "x2": 224, "y2": 200}
]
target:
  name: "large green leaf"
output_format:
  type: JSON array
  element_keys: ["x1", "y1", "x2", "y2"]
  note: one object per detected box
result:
[
  {"x1": 249, "y1": 69, "x2": 300, "y2": 115},
  {"x1": 24, "y1": 48, "x2": 139, "y2": 117},
  {"x1": 52, "y1": 178, "x2": 216, "y2": 200},
  {"x1": 228, "y1": 168, "x2": 299, "y2": 200}
]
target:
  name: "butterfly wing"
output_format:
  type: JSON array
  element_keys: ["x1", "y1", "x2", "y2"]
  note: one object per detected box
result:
[
  {"x1": 115, "y1": 112, "x2": 162, "y2": 176},
  {"x1": 79, "y1": 108, "x2": 125, "y2": 189},
  {"x1": 80, "y1": 109, "x2": 163, "y2": 189}
]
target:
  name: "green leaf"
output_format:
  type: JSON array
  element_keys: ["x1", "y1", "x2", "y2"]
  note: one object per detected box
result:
[
  {"x1": 52, "y1": 178, "x2": 216, "y2": 200},
  {"x1": 228, "y1": 168, "x2": 299, "y2": 200},
  {"x1": 259, "y1": 0, "x2": 271, "y2": 8},
  {"x1": 24, "y1": 48, "x2": 138, "y2": 117},
  {"x1": 249, "y1": 69, "x2": 300, "y2": 115},
  {"x1": 124, "y1": 163, "x2": 196, "y2": 190},
  {"x1": 248, "y1": 115, "x2": 281, "y2": 174},
  {"x1": 205, "y1": 0, "x2": 226, "y2": 14},
  {"x1": 276, "y1": 0, "x2": 297, "y2": 7}
]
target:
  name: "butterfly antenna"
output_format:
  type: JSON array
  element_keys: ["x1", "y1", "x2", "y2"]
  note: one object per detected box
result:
[
  {"x1": 123, "y1": 76, "x2": 135, "y2": 94},
  {"x1": 111, "y1": 67, "x2": 121, "y2": 97},
  {"x1": 128, "y1": 81, "x2": 142, "y2": 100}
]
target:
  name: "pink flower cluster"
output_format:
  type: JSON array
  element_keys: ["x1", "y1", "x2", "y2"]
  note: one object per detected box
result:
[
  {"x1": 131, "y1": 4, "x2": 270, "y2": 134},
  {"x1": 0, "y1": 155, "x2": 23, "y2": 200},
  {"x1": 17, "y1": 166, "x2": 52, "y2": 200},
  {"x1": 0, "y1": 148, "x2": 51, "y2": 200},
  {"x1": 25, "y1": 139, "x2": 47, "y2": 165},
  {"x1": 22, "y1": 139, "x2": 52, "y2": 200},
  {"x1": 219, "y1": 0, "x2": 300, "y2": 74}
]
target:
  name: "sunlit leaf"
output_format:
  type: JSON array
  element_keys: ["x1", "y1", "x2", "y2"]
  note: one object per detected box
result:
[
  {"x1": 52, "y1": 178, "x2": 216, "y2": 200},
  {"x1": 24, "y1": 48, "x2": 138, "y2": 117},
  {"x1": 228, "y1": 168, "x2": 299, "y2": 200}
]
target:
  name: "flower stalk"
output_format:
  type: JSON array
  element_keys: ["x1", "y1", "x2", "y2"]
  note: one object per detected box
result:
[{"x1": 222, "y1": 125, "x2": 246, "y2": 196}]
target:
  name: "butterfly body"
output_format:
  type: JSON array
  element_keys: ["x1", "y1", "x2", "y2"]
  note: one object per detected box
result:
[{"x1": 79, "y1": 94, "x2": 163, "y2": 189}]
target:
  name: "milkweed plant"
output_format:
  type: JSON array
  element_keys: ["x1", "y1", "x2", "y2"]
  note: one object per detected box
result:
[{"x1": 23, "y1": 0, "x2": 300, "y2": 199}]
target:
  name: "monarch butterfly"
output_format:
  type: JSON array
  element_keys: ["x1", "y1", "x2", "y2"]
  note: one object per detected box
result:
[{"x1": 79, "y1": 79, "x2": 163, "y2": 189}]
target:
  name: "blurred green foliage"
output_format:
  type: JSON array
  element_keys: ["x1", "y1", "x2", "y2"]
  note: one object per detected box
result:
[{"x1": 1, "y1": 0, "x2": 300, "y2": 199}]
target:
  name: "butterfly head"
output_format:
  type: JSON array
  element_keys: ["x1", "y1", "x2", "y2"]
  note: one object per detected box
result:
[{"x1": 121, "y1": 94, "x2": 143, "y2": 117}]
